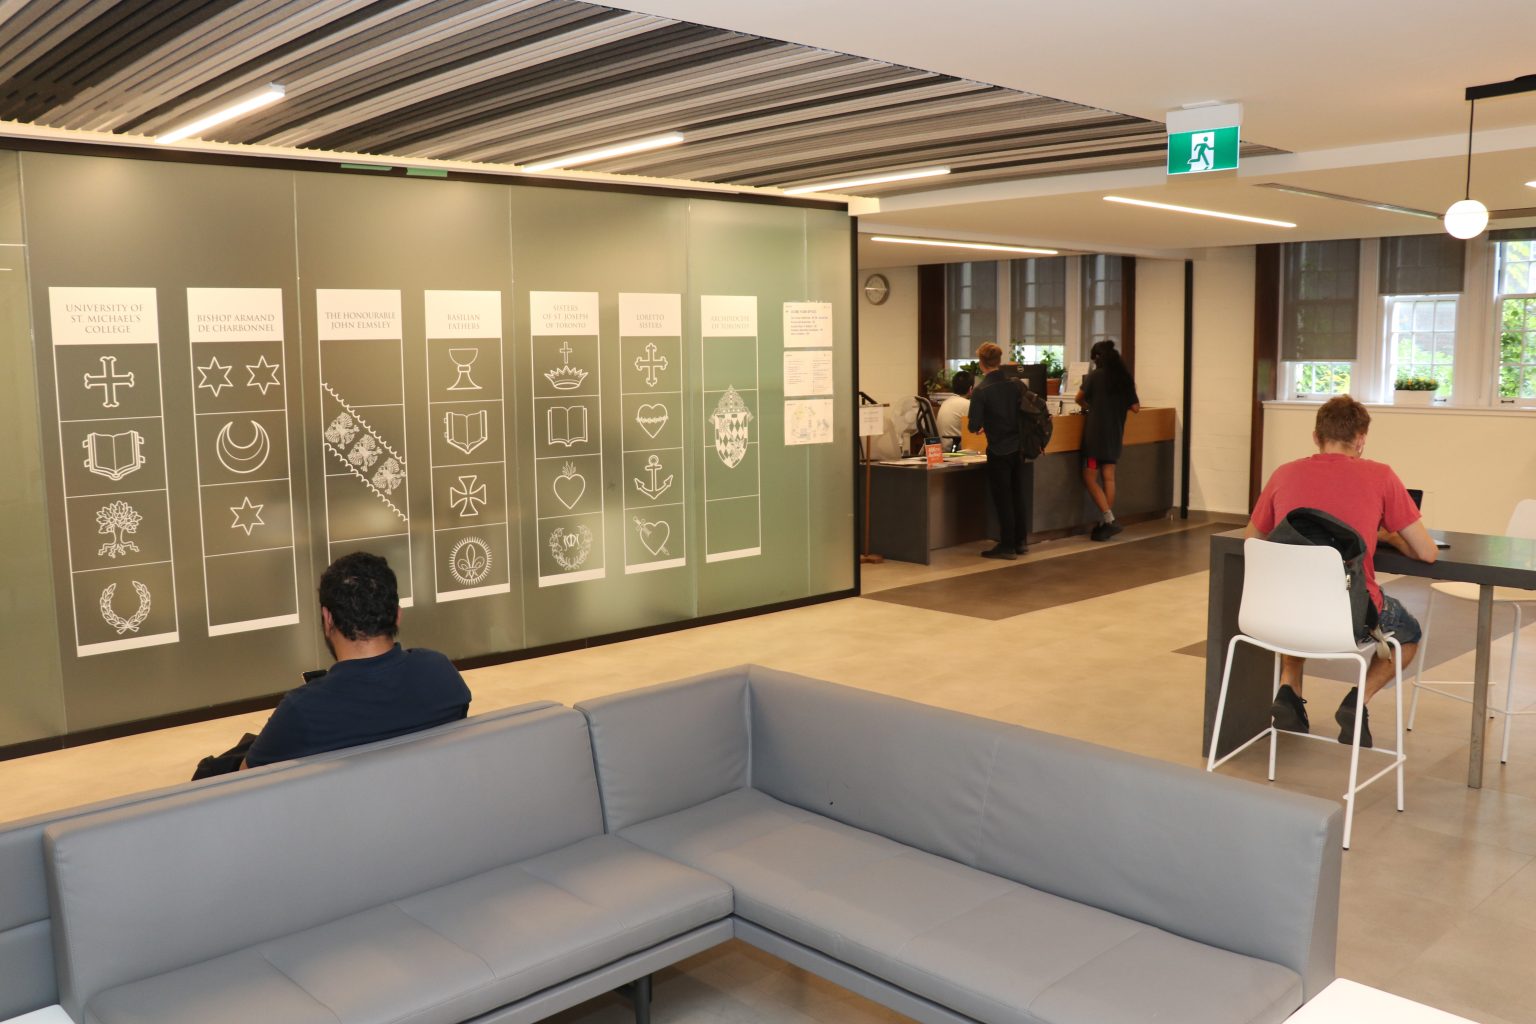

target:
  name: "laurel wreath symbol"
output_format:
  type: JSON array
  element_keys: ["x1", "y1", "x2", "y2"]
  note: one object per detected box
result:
[{"x1": 100, "y1": 580, "x2": 152, "y2": 635}]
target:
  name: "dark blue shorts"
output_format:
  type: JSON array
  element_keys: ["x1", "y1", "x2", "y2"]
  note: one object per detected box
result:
[{"x1": 1378, "y1": 594, "x2": 1422, "y2": 645}]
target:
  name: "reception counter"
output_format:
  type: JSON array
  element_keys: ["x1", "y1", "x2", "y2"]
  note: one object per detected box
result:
[{"x1": 865, "y1": 408, "x2": 1175, "y2": 563}]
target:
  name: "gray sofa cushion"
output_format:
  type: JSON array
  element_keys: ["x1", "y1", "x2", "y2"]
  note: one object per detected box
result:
[
  {"x1": 84, "y1": 835, "x2": 732, "y2": 1024},
  {"x1": 47, "y1": 705, "x2": 605, "y2": 1020},
  {"x1": 577, "y1": 667, "x2": 750, "y2": 831},
  {"x1": 0, "y1": 700, "x2": 559, "y2": 1022},
  {"x1": 620, "y1": 788, "x2": 1301, "y2": 1024}
]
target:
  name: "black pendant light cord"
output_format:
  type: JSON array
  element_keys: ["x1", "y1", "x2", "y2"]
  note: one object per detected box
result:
[{"x1": 1464, "y1": 99, "x2": 1476, "y2": 200}]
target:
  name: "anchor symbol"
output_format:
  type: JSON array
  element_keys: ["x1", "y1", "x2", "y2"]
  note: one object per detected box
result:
[
  {"x1": 633, "y1": 453, "x2": 674, "y2": 501},
  {"x1": 634, "y1": 342, "x2": 668, "y2": 388}
]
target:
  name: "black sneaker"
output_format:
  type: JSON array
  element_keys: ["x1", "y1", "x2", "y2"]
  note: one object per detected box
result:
[
  {"x1": 1099, "y1": 520, "x2": 1123, "y2": 540},
  {"x1": 981, "y1": 545, "x2": 1017, "y2": 560},
  {"x1": 1271, "y1": 684, "x2": 1309, "y2": 734},
  {"x1": 1336, "y1": 697, "x2": 1373, "y2": 748},
  {"x1": 1015, "y1": 544, "x2": 1028, "y2": 555},
  {"x1": 1089, "y1": 523, "x2": 1109, "y2": 541}
]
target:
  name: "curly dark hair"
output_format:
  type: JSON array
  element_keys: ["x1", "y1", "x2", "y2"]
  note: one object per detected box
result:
[{"x1": 319, "y1": 551, "x2": 399, "y2": 640}]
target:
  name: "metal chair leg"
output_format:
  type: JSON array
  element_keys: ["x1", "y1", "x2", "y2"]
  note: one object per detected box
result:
[
  {"x1": 1342, "y1": 655, "x2": 1369, "y2": 850},
  {"x1": 620, "y1": 974, "x2": 653, "y2": 1024},
  {"x1": 1503, "y1": 604, "x2": 1522, "y2": 764},
  {"x1": 1408, "y1": 590, "x2": 1435, "y2": 731}
]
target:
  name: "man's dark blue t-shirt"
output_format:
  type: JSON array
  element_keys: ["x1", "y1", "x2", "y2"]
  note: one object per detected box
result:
[{"x1": 244, "y1": 645, "x2": 471, "y2": 768}]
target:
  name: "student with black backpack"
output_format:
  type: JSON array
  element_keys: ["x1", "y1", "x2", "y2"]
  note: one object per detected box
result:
[
  {"x1": 967, "y1": 342, "x2": 1030, "y2": 560},
  {"x1": 1246, "y1": 395, "x2": 1438, "y2": 747}
]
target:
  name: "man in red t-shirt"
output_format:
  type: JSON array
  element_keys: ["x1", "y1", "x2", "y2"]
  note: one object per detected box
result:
[{"x1": 1246, "y1": 395, "x2": 1437, "y2": 747}]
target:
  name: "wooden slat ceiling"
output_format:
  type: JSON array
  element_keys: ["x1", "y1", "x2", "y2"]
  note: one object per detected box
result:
[{"x1": 0, "y1": 0, "x2": 1282, "y2": 193}]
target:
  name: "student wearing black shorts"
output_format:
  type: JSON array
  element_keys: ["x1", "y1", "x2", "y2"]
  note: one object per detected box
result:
[{"x1": 1075, "y1": 339, "x2": 1140, "y2": 542}]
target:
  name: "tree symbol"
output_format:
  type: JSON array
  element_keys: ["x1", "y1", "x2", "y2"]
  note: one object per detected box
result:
[{"x1": 96, "y1": 500, "x2": 142, "y2": 559}]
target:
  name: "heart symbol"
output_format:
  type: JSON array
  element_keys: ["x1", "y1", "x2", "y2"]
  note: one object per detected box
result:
[
  {"x1": 553, "y1": 462, "x2": 586, "y2": 510},
  {"x1": 636, "y1": 518, "x2": 670, "y2": 556},
  {"x1": 636, "y1": 403, "x2": 668, "y2": 439}
]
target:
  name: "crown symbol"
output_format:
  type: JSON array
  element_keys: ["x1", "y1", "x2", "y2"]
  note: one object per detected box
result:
[{"x1": 544, "y1": 364, "x2": 589, "y2": 390}]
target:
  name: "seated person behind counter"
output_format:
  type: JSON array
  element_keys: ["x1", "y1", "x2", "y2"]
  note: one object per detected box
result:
[
  {"x1": 212, "y1": 551, "x2": 471, "y2": 773},
  {"x1": 936, "y1": 370, "x2": 973, "y2": 449}
]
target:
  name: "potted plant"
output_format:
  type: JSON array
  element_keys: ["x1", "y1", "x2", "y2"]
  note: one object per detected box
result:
[
  {"x1": 1393, "y1": 375, "x2": 1439, "y2": 407},
  {"x1": 1041, "y1": 349, "x2": 1065, "y2": 396},
  {"x1": 924, "y1": 367, "x2": 953, "y2": 395}
]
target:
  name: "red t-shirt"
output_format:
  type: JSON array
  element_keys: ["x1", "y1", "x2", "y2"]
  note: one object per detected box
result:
[{"x1": 1249, "y1": 453, "x2": 1422, "y2": 611}]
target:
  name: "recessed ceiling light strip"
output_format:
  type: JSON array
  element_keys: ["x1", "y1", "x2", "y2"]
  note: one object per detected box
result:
[
  {"x1": 155, "y1": 85, "x2": 286, "y2": 145},
  {"x1": 871, "y1": 236, "x2": 1058, "y2": 255},
  {"x1": 522, "y1": 133, "x2": 684, "y2": 173},
  {"x1": 782, "y1": 167, "x2": 950, "y2": 196},
  {"x1": 1102, "y1": 195, "x2": 1295, "y2": 228}
]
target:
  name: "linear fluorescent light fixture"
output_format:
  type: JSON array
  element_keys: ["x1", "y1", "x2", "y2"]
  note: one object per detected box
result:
[
  {"x1": 871, "y1": 235, "x2": 1058, "y2": 255},
  {"x1": 782, "y1": 167, "x2": 950, "y2": 195},
  {"x1": 1254, "y1": 183, "x2": 1438, "y2": 220},
  {"x1": 155, "y1": 85, "x2": 286, "y2": 145},
  {"x1": 1527, "y1": 181, "x2": 1536, "y2": 189},
  {"x1": 1103, "y1": 195, "x2": 1295, "y2": 228},
  {"x1": 522, "y1": 133, "x2": 684, "y2": 173}
]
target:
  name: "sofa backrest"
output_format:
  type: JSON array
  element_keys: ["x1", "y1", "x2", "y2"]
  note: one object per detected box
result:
[
  {"x1": 0, "y1": 699, "x2": 557, "y2": 1022},
  {"x1": 44, "y1": 702, "x2": 593, "y2": 1020},
  {"x1": 743, "y1": 668, "x2": 1341, "y2": 998},
  {"x1": 746, "y1": 666, "x2": 997, "y2": 865},
  {"x1": 576, "y1": 667, "x2": 751, "y2": 831}
]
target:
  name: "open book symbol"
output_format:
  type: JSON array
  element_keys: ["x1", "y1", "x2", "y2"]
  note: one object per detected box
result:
[
  {"x1": 443, "y1": 410, "x2": 488, "y2": 455},
  {"x1": 82, "y1": 430, "x2": 146, "y2": 481},
  {"x1": 547, "y1": 405, "x2": 588, "y2": 448}
]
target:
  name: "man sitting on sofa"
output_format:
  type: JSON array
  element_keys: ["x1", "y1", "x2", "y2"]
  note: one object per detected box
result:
[{"x1": 238, "y1": 551, "x2": 472, "y2": 769}]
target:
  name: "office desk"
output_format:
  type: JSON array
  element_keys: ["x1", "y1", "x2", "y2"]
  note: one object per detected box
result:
[
  {"x1": 1204, "y1": 529, "x2": 1536, "y2": 788},
  {"x1": 864, "y1": 457, "x2": 1006, "y2": 564}
]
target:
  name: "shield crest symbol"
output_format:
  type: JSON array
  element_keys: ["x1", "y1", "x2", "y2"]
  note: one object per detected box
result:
[
  {"x1": 444, "y1": 409, "x2": 488, "y2": 455},
  {"x1": 710, "y1": 386, "x2": 753, "y2": 469}
]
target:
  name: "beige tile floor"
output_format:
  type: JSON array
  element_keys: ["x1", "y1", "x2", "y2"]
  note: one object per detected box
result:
[{"x1": 4, "y1": 515, "x2": 1535, "y2": 1024}]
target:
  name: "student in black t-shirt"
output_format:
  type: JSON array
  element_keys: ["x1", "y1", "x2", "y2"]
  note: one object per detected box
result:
[
  {"x1": 193, "y1": 552, "x2": 471, "y2": 777},
  {"x1": 1075, "y1": 339, "x2": 1141, "y2": 542}
]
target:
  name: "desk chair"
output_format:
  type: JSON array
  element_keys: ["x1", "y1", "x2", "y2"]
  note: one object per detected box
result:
[
  {"x1": 1208, "y1": 539, "x2": 1405, "y2": 850},
  {"x1": 1408, "y1": 499, "x2": 1536, "y2": 763},
  {"x1": 914, "y1": 395, "x2": 939, "y2": 446}
]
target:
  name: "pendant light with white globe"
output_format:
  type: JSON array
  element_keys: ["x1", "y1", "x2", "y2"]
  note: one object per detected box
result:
[{"x1": 1444, "y1": 98, "x2": 1488, "y2": 240}]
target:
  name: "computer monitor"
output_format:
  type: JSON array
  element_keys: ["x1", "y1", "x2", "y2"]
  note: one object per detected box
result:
[{"x1": 1005, "y1": 362, "x2": 1047, "y2": 396}]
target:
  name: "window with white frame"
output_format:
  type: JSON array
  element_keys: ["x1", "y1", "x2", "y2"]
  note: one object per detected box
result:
[
  {"x1": 1280, "y1": 239, "x2": 1359, "y2": 397},
  {"x1": 1384, "y1": 295, "x2": 1458, "y2": 397},
  {"x1": 944, "y1": 261, "x2": 998, "y2": 365},
  {"x1": 1495, "y1": 239, "x2": 1536, "y2": 401}
]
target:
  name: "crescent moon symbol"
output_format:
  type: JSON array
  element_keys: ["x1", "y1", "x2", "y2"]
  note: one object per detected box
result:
[{"x1": 215, "y1": 420, "x2": 272, "y2": 475}]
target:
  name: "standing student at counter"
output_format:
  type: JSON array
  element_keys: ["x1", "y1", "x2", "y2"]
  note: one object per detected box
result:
[
  {"x1": 968, "y1": 343, "x2": 1028, "y2": 560},
  {"x1": 1075, "y1": 339, "x2": 1140, "y2": 541}
]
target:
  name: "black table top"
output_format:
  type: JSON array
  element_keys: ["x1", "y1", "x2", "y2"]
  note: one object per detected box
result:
[{"x1": 1213, "y1": 527, "x2": 1536, "y2": 590}]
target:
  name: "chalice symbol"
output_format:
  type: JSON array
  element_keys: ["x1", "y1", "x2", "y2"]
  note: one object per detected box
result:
[{"x1": 447, "y1": 348, "x2": 481, "y2": 391}]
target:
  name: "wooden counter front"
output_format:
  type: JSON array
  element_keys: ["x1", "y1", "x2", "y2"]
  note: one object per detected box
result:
[{"x1": 961, "y1": 407, "x2": 1174, "y2": 455}]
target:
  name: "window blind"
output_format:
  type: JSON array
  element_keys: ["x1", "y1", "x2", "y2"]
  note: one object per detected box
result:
[
  {"x1": 1081, "y1": 254, "x2": 1124, "y2": 345},
  {"x1": 945, "y1": 261, "x2": 998, "y2": 360},
  {"x1": 1379, "y1": 234, "x2": 1464, "y2": 295},
  {"x1": 1009, "y1": 258, "x2": 1066, "y2": 346},
  {"x1": 1279, "y1": 239, "x2": 1360, "y2": 361}
]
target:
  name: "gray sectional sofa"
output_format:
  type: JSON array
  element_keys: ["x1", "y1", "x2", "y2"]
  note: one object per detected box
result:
[{"x1": 5, "y1": 665, "x2": 1344, "y2": 1024}]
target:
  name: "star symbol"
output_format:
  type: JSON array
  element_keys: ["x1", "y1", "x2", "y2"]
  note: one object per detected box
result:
[
  {"x1": 246, "y1": 354, "x2": 282, "y2": 395},
  {"x1": 229, "y1": 496, "x2": 265, "y2": 536},
  {"x1": 197, "y1": 357, "x2": 233, "y2": 397}
]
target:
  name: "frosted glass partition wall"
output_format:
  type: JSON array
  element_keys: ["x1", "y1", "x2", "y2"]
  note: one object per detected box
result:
[{"x1": 0, "y1": 149, "x2": 854, "y2": 747}]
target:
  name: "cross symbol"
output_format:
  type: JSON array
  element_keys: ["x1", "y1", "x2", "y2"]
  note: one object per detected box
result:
[
  {"x1": 634, "y1": 343, "x2": 668, "y2": 388},
  {"x1": 84, "y1": 355, "x2": 136, "y2": 409},
  {"x1": 449, "y1": 474, "x2": 487, "y2": 517},
  {"x1": 557, "y1": 340, "x2": 574, "y2": 365}
]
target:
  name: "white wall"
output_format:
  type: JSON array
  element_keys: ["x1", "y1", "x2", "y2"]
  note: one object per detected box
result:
[
  {"x1": 1189, "y1": 247, "x2": 1256, "y2": 515},
  {"x1": 857, "y1": 264, "x2": 918, "y2": 407},
  {"x1": 1133, "y1": 247, "x2": 1258, "y2": 516},
  {"x1": 1133, "y1": 258, "x2": 1186, "y2": 504},
  {"x1": 1262, "y1": 403, "x2": 1536, "y2": 535}
]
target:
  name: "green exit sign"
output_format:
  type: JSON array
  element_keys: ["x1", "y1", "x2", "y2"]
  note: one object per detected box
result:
[{"x1": 1167, "y1": 125, "x2": 1239, "y2": 175}]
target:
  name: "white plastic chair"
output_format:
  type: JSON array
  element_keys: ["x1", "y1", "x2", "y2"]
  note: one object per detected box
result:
[
  {"x1": 1408, "y1": 499, "x2": 1536, "y2": 763},
  {"x1": 1208, "y1": 539, "x2": 1406, "y2": 850}
]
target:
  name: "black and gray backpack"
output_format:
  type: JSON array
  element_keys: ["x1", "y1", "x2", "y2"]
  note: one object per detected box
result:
[{"x1": 1266, "y1": 507, "x2": 1388, "y2": 648}]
